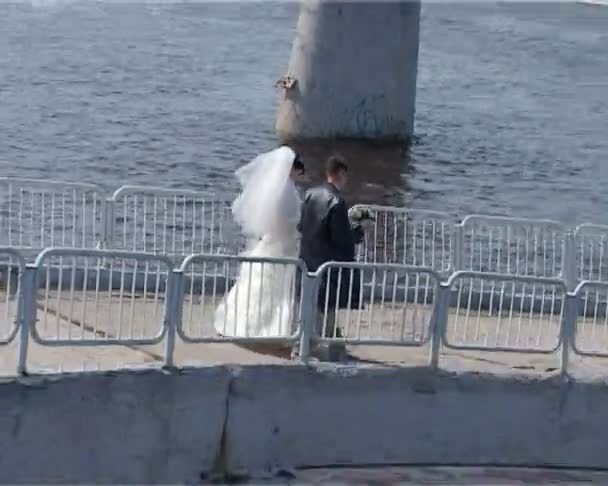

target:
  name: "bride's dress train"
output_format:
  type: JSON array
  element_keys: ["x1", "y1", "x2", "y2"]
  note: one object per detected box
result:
[
  {"x1": 214, "y1": 233, "x2": 299, "y2": 337},
  {"x1": 213, "y1": 147, "x2": 301, "y2": 338}
]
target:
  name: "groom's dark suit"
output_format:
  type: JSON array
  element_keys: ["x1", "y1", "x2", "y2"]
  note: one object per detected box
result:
[{"x1": 298, "y1": 183, "x2": 363, "y2": 310}]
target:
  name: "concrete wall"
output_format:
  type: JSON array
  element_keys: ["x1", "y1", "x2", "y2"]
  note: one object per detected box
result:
[
  {"x1": 226, "y1": 367, "x2": 608, "y2": 474},
  {"x1": 1, "y1": 365, "x2": 608, "y2": 483},
  {"x1": 276, "y1": 0, "x2": 421, "y2": 143},
  {"x1": 0, "y1": 368, "x2": 229, "y2": 484}
]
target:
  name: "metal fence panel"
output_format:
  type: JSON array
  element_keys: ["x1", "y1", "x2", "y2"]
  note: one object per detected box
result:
[
  {"x1": 0, "y1": 178, "x2": 105, "y2": 254},
  {"x1": 177, "y1": 254, "x2": 305, "y2": 343},
  {"x1": 350, "y1": 205, "x2": 455, "y2": 273},
  {"x1": 572, "y1": 281, "x2": 608, "y2": 357},
  {"x1": 0, "y1": 248, "x2": 25, "y2": 344},
  {"x1": 29, "y1": 249, "x2": 173, "y2": 345},
  {"x1": 575, "y1": 224, "x2": 608, "y2": 283},
  {"x1": 460, "y1": 215, "x2": 568, "y2": 278},
  {"x1": 443, "y1": 271, "x2": 566, "y2": 352},
  {"x1": 109, "y1": 186, "x2": 243, "y2": 257},
  {"x1": 314, "y1": 262, "x2": 440, "y2": 346}
]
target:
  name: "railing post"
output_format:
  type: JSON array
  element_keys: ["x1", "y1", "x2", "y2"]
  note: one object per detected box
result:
[
  {"x1": 298, "y1": 273, "x2": 318, "y2": 361},
  {"x1": 560, "y1": 292, "x2": 577, "y2": 379},
  {"x1": 98, "y1": 198, "x2": 106, "y2": 250},
  {"x1": 17, "y1": 265, "x2": 37, "y2": 376},
  {"x1": 99, "y1": 198, "x2": 115, "y2": 251},
  {"x1": 430, "y1": 283, "x2": 448, "y2": 370},
  {"x1": 164, "y1": 269, "x2": 183, "y2": 368},
  {"x1": 452, "y1": 224, "x2": 464, "y2": 272},
  {"x1": 562, "y1": 232, "x2": 577, "y2": 292}
]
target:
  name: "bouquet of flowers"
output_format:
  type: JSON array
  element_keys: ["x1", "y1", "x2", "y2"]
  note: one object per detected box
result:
[
  {"x1": 348, "y1": 207, "x2": 374, "y2": 245},
  {"x1": 348, "y1": 207, "x2": 376, "y2": 224}
]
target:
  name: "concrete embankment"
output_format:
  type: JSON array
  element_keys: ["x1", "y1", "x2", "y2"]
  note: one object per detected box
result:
[{"x1": 1, "y1": 363, "x2": 608, "y2": 483}]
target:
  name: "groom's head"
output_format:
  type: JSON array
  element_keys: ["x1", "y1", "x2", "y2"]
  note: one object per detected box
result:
[{"x1": 325, "y1": 155, "x2": 349, "y2": 191}]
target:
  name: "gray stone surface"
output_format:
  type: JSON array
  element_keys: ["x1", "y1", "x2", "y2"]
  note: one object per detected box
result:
[
  {"x1": 276, "y1": 1, "x2": 421, "y2": 142},
  {"x1": 0, "y1": 367, "x2": 229, "y2": 484},
  {"x1": 2, "y1": 364, "x2": 608, "y2": 483},
  {"x1": 250, "y1": 466, "x2": 608, "y2": 484},
  {"x1": 224, "y1": 365, "x2": 608, "y2": 475}
]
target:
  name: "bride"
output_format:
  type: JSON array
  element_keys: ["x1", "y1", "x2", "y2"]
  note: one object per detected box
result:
[{"x1": 214, "y1": 146, "x2": 304, "y2": 338}]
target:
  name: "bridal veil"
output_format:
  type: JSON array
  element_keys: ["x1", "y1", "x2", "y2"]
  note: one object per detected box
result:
[{"x1": 232, "y1": 146, "x2": 300, "y2": 240}]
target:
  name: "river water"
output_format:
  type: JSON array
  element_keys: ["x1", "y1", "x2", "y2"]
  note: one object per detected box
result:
[{"x1": 1, "y1": 1, "x2": 607, "y2": 224}]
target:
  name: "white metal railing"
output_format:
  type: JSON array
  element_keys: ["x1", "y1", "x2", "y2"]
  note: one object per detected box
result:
[
  {"x1": 176, "y1": 254, "x2": 306, "y2": 344},
  {"x1": 314, "y1": 262, "x2": 439, "y2": 347},
  {"x1": 1, "y1": 247, "x2": 607, "y2": 376},
  {"x1": 108, "y1": 186, "x2": 241, "y2": 258},
  {"x1": 443, "y1": 271, "x2": 566, "y2": 353},
  {"x1": 572, "y1": 281, "x2": 608, "y2": 357},
  {"x1": 0, "y1": 248, "x2": 24, "y2": 344},
  {"x1": 0, "y1": 178, "x2": 104, "y2": 254},
  {"x1": 575, "y1": 224, "x2": 608, "y2": 283},
  {"x1": 2, "y1": 178, "x2": 608, "y2": 289},
  {"x1": 30, "y1": 248, "x2": 174, "y2": 346},
  {"x1": 351, "y1": 205, "x2": 454, "y2": 273},
  {"x1": 458, "y1": 215, "x2": 568, "y2": 279}
]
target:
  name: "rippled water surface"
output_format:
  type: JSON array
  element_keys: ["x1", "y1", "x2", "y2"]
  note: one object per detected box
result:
[{"x1": 1, "y1": 1, "x2": 607, "y2": 223}]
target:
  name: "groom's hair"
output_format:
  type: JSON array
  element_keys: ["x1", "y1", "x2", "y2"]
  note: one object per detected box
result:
[
  {"x1": 279, "y1": 144, "x2": 305, "y2": 173},
  {"x1": 292, "y1": 153, "x2": 305, "y2": 174},
  {"x1": 326, "y1": 155, "x2": 348, "y2": 176}
]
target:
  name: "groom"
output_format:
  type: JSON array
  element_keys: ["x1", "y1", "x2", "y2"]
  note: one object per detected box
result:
[{"x1": 298, "y1": 155, "x2": 363, "y2": 344}]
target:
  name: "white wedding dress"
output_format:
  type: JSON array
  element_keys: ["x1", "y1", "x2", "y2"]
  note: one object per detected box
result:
[{"x1": 214, "y1": 147, "x2": 301, "y2": 338}]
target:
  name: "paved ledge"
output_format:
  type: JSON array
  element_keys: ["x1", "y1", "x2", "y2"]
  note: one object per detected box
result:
[
  {"x1": 2, "y1": 363, "x2": 608, "y2": 482},
  {"x1": 244, "y1": 465, "x2": 608, "y2": 484}
]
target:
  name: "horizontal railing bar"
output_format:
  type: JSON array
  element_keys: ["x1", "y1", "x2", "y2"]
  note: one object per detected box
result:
[
  {"x1": 314, "y1": 337, "x2": 429, "y2": 347},
  {"x1": 446, "y1": 270, "x2": 567, "y2": 288},
  {"x1": 461, "y1": 214, "x2": 566, "y2": 228},
  {"x1": 28, "y1": 268, "x2": 171, "y2": 292},
  {"x1": 350, "y1": 204, "x2": 454, "y2": 220},
  {"x1": 575, "y1": 223, "x2": 608, "y2": 236},
  {"x1": 570, "y1": 348, "x2": 608, "y2": 359},
  {"x1": 176, "y1": 332, "x2": 301, "y2": 345},
  {"x1": 178, "y1": 254, "x2": 307, "y2": 272},
  {"x1": 33, "y1": 248, "x2": 175, "y2": 268},
  {"x1": 30, "y1": 336, "x2": 166, "y2": 347},
  {"x1": 441, "y1": 341, "x2": 561, "y2": 354},
  {"x1": 572, "y1": 280, "x2": 608, "y2": 295},
  {"x1": 0, "y1": 177, "x2": 102, "y2": 192},
  {"x1": 315, "y1": 261, "x2": 440, "y2": 276},
  {"x1": 111, "y1": 185, "x2": 231, "y2": 201}
]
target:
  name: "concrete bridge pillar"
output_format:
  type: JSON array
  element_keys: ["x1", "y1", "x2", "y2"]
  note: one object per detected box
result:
[{"x1": 276, "y1": 0, "x2": 421, "y2": 144}]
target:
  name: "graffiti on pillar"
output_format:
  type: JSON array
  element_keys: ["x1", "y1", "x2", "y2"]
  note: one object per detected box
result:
[
  {"x1": 345, "y1": 94, "x2": 409, "y2": 138},
  {"x1": 351, "y1": 94, "x2": 383, "y2": 136}
]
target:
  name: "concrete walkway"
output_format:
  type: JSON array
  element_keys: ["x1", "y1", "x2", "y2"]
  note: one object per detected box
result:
[{"x1": 0, "y1": 293, "x2": 606, "y2": 380}]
